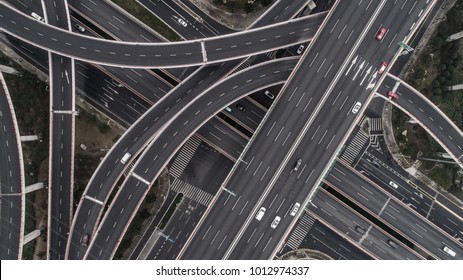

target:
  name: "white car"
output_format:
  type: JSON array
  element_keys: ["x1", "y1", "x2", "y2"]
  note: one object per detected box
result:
[
  {"x1": 255, "y1": 207, "x2": 266, "y2": 221},
  {"x1": 75, "y1": 24, "x2": 85, "y2": 33},
  {"x1": 351, "y1": 102, "x2": 362, "y2": 114},
  {"x1": 271, "y1": 216, "x2": 281, "y2": 229},
  {"x1": 31, "y1": 12, "x2": 45, "y2": 22},
  {"x1": 264, "y1": 90, "x2": 275, "y2": 99},
  {"x1": 389, "y1": 181, "x2": 399, "y2": 189},
  {"x1": 290, "y1": 203, "x2": 300, "y2": 216},
  {"x1": 178, "y1": 18, "x2": 188, "y2": 27},
  {"x1": 296, "y1": 45, "x2": 305, "y2": 55}
]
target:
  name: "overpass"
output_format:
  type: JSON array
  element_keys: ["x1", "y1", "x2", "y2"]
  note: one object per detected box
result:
[
  {"x1": 378, "y1": 74, "x2": 463, "y2": 169},
  {"x1": 0, "y1": 2, "x2": 326, "y2": 68}
]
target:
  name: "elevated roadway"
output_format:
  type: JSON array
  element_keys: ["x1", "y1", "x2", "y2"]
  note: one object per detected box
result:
[
  {"x1": 180, "y1": 0, "x2": 439, "y2": 260},
  {"x1": 0, "y1": 2, "x2": 325, "y2": 68},
  {"x1": 378, "y1": 74, "x2": 463, "y2": 169},
  {"x1": 0, "y1": 72, "x2": 25, "y2": 259},
  {"x1": 43, "y1": 0, "x2": 77, "y2": 260},
  {"x1": 82, "y1": 58, "x2": 298, "y2": 259}
]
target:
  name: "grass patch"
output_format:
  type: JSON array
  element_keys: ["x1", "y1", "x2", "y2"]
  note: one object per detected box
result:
[
  {"x1": 395, "y1": 2, "x2": 463, "y2": 196},
  {"x1": 110, "y1": 0, "x2": 181, "y2": 41},
  {"x1": 159, "y1": 193, "x2": 183, "y2": 230}
]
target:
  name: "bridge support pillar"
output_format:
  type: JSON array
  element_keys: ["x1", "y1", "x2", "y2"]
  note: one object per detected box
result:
[{"x1": 25, "y1": 182, "x2": 45, "y2": 194}]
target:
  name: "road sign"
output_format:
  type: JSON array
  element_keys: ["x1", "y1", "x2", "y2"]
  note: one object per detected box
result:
[{"x1": 398, "y1": 41, "x2": 414, "y2": 52}]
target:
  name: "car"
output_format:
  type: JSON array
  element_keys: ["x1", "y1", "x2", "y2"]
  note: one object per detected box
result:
[
  {"x1": 355, "y1": 226, "x2": 365, "y2": 234},
  {"x1": 271, "y1": 216, "x2": 281, "y2": 229},
  {"x1": 236, "y1": 103, "x2": 245, "y2": 111},
  {"x1": 82, "y1": 234, "x2": 89, "y2": 247},
  {"x1": 177, "y1": 18, "x2": 188, "y2": 27},
  {"x1": 378, "y1": 61, "x2": 388, "y2": 74},
  {"x1": 75, "y1": 24, "x2": 85, "y2": 33},
  {"x1": 31, "y1": 12, "x2": 44, "y2": 22},
  {"x1": 387, "y1": 90, "x2": 398, "y2": 100},
  {"x1": 376, "y1": 27, "x2": 387, "y2": 41},
  {"x1": 389, "y1": 181, "x2": 399, "y2": 189},
  {"x1": 290, "y1": 203, "x2": 301, "y2": 216},
  {"x1": 387, "y1": 240, "x2": 398, "y2": 248},
  {"x1": 351, "y1": 102, "x2": 362, "y2": 114},
  {"x1": 373, "y1": 159, "x2": 380, "y2": 168},
  {"x1": 225, "y1": 106, "x2": 232, "y2": 113},
  {"x1": 255, "y1": 207, "x2": 266, "y2": 221},
  {"x1": 264, "y1": 90, "x2": 275, "y2": 99},
  {"x1": 120, "y1": 152, "x2": 131, "y2": 164},
  {"x1": 296, "y1": 44, "x2": 305, "y2": 55},
  {"x1": 293, "y1": 158, "x2": 302, "y2": 172}
]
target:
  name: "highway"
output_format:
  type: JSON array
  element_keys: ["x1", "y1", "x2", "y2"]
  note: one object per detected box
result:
[
  {"x1": 82, "y1": 57, "x2": 298, "y2": 259},
  {"x1": 326, "y1": 160, "x2": 463, "y2": 259},
  {"x1": 180, "y1": 0, "x2": 438, "y2": 260},
  {"x1": 379, "y1": 74, "x2": 463, "y2": 168},
  {"x1": 0, "y1": 2, "x2": 325, "y2": 68},
  {"x1": 0, "y1": 72, "x2": 24, "y2": 259},
  {"x1": 43, "y1": 0, "x2": 76, "y2": 260},
  {"x1": 67, "y1": 0, "x2": 320, "y2": 259},
  {"x1": 309, "y1": 188, "x2": 421, "y2": 259}
]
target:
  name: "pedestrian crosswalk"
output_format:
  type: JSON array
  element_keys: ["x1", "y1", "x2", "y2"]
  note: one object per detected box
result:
[
  {"x1": 286, "y1": 212, "x2": 316, "y2": 250},
  {"x1": 340, "y1": 129, "x2": 369, "y2": 165},
  {"x1": 169, "y1": 135, "x2": 201, "y2": 178},
  {"x1": 230, "y1": 56, "x2": 255, "y2": 75},
  {"x1": 170, "y1": 178, "x2": 213, "y2": 206},
  {"x1": 369, "y1": 118, "x2": 383, "y2": 134}
]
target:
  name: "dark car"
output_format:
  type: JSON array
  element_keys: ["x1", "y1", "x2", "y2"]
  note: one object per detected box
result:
[{"x1": 236, "y1": 103, "x2": 245, "y2": 111}]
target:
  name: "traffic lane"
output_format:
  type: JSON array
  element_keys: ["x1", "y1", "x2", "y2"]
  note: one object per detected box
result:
[
  {"x1": 205, "y1": 12, "x2": 326, "y2": 62},
  {"x1": 223, "y1": 97, "x2": 267, "y2": 132},
  {"x1": 252, "y1": 0, "x2": 313, "y2": 28},
  {"x1": 362, "y1": 226, "x2": 422, "y2": 259},
  {"x1": 326, "y1": 161, "x2": 389, "y2": 215},
  {"x1": 66, "y1": 200, "x2": 103, "y2": 259},
  {"x1": 299, "y1": 218, "x2": 373, "y2": 260},
  {"x1": 81, "y1": 59, "x2": 298, "y2": 259},
  {"x1": 175, "y1": 0, "x2": 232, "y2": 35},
  {"x1": 196, "y1": 118, "x2": 247, "y2": 160},
  {"x1": 0, "y1": 4, "x2": 203, "y2": 67},
  {"x1": 85, "y1": 176, "x2": 149, "y2": 259},
  {"x1": 68, "y1": 61, "x2": 240, "y2": 258},
  {"x1": 355, "y1": 156, "x2": 431, "y2": 217},
  {"x1": 69, "y1": 0, "x2": 162, "y2": 42},
  {"x1": 0, "y1": 3, "x2": 319, "y2": 68},
  {"x1": 379, "y1": 199, "x2": 463, "y2": 259},
  {"x1": 148, "y1": 198, "x2": 206, "y2": 260},
  {"x1": 435, "y1": 194, "x2": 463, "y2": 227},
  {"x1": 49, "y1": 114, "x2": 74, "y2": 259},
  {"x1": 232, "y1": 0, "x2": 430, "y2": 253},
  {"x1": 182, "y1": 0, "x2": 389, "y2": 259},
  {"x1": 379, "y1": 77, "x2": 463, "y2": 165},
  {"x1": 44, "y1": 0, "x2": 69, "y2": 29},
  {"x1": 395, "y1": 83, "x2": 463, "y2": 163},
  {"x1": 428, "y1": 202, "x2": 463, "y2": 243},
  {"x1": 51, "y1": 55, "x2": 73, "y2": 110},
  {"x1": 309, "y1": 190, "x2": 371, "y2": 244},
  {"x1": 0, "y1": 195, "x2": 21, "y2": 259},
  {"x1": 139, "y1": 0, "x2": 216, "y2": 39},
  {"x1": 0, "y1": 82, "x2": 22, "y2": 260}
]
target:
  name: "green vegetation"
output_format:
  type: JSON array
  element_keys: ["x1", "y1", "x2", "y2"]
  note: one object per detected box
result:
[
  {"x1": 395, "y1": 2, "x2": 463, "y2": 198},
  {"x1": 110, "y1": 0, "x2": 181, "y2": 41},
  {"x1": 213, "y1": 0, "x2": 273, "y2": 13},
  {"x1": 159, "y1": 193, "x2": 183, "y2": 230}
]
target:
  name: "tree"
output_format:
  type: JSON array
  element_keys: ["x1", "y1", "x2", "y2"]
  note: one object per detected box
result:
[{"x1": 244, "y1": 2, "x2": 255, "y2": 13}]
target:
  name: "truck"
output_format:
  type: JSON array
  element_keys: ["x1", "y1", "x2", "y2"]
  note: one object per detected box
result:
[
  {"x1": 443, "y1": 246, "x2": 456, "y2": 257},
  {"x1": 120, "y1": 152, "x2": 131, "y2": 164}
]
